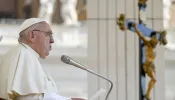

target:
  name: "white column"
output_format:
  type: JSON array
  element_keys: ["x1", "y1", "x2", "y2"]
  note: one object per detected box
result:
[
  {"x1": 87, "y1": 0, "x2": 165, "y2": 100},
  {"x1": 153, "y1": 0, "x2": 166, "y2": 99}
]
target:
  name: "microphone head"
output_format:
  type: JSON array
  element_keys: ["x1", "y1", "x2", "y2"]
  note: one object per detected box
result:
[{"x1": 61, "y1": 55, "x2": 71, "y2": 64}]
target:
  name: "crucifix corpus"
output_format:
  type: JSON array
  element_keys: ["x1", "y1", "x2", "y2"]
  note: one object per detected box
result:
[{"x1": 116, "y1": 13, "x2": 167, "y2": 100}]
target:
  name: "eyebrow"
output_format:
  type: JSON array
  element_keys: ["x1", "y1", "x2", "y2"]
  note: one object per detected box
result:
[
  {"x1": 33, "y1": 29, "x2": 53, "y2": 34},
  {"x1": 45, "y1": 30, "x2": 52, "y2": 34}
]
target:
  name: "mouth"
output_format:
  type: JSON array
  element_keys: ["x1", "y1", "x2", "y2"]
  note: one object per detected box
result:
[{"x1": 50, "y1": 46, "x2": 52, "y2": 50}]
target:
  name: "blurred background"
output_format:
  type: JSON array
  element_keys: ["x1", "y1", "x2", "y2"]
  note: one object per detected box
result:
[
  {"x1": 1, "y1": 0, "x2": 175, "y2": 100},
  {"x1": 164, "y1": 0, "x2": 175, "y2": 100}
]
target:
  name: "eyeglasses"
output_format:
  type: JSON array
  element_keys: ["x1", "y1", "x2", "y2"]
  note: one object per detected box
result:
[{"x1": 32, "y1": 29, "x2": 53, "y2": 40}]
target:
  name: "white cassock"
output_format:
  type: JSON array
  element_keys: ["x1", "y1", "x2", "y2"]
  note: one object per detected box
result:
[{"x1": 0, "y1": 43, "x2": 71, "y2": 100}]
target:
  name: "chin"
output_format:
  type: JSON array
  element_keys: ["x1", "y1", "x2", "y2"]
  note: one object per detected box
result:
[
  {"x1": 40, "y1": 56, "x2": 46, "y2": 59},
  {"x1": 44, "y1": 52, "x2": 50, "y2": 58},
  {"x1": 40, "y1": 51, "x2": 50, "y2": 59}
]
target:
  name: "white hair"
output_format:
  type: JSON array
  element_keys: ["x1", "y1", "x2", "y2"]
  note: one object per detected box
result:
[{"x1": 18, "y1": 23, "x2": 40, "y2": 42}]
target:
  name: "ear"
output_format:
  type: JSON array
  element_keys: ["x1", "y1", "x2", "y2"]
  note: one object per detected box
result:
[{"x1": 28, "y1": 31, "x2": 36, "y2": 43}]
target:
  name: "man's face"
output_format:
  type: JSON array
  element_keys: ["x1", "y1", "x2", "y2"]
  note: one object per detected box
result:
[{"x1": 33, "y1": 22, "x2": 54, "y2": 59}]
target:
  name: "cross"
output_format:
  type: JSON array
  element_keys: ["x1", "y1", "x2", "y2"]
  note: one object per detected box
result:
[{"x1": 116, "y1": 1, "x2": 167, "y2": 100}]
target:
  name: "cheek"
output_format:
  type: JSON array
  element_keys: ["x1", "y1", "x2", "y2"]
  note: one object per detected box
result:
[
  {"x1": 43, "y1": 38, "x2": 50, "y2": 50},
  {"x1": 36, "y1": 35, "x2": 50, "y2": 49},
  {"x1": 45, "y1": 38, "x2": 50, "y2": 45},
  {"x1": 36, "y1": 37, "x2": 47, "y2": 50}
]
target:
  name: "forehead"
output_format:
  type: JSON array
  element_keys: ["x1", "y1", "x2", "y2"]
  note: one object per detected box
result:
[{"x1": 37, "y1": 22, "x2": 51, "y2": 30}]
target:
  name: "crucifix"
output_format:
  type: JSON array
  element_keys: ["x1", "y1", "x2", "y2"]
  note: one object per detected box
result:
[{"x1": 116, "y1": 0, "x2": 167, "y2": 100}]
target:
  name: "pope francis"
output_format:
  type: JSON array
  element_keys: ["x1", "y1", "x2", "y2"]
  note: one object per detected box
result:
[{"x1": 0, "y1": 18, "x2": 85, "y2": 100}]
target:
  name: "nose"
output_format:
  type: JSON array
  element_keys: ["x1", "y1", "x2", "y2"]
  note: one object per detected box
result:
[{"x1": 50, "y1": 36, "x2": 54, "y2": 43}]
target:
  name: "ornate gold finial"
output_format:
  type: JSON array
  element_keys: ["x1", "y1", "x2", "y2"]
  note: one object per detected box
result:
[
  {"x1": 116, "y1": 14, "x2": 126, "y2": 31},
  {"x1": 159, "y1": 31, "x2": 168, "y2": 45},
  {"x1": 139, "y1": 0, "x2": 148, "y2": 5}
]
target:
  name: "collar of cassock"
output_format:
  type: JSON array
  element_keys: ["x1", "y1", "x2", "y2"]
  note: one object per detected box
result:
[{"x1": 20, "y1": 43, "x2": 40, "y2": 59}]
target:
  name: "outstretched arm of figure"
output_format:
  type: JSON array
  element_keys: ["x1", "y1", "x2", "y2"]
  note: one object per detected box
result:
[{"x1": 132, "y1": 23, "x2": 149, "y2": 44}]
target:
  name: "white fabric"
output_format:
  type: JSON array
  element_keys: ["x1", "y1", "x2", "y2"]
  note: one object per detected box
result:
[
  {"x1": 19, "y1": 18, "x2": 46, "y2": 33},
  {"x1": 0, "y1": 43, "x2": 59, "y2": 99},
  {"x1": 15, "y1": 93, "x2": 71, "y2": 100},
  {"x1": 43, "y1": 93, "x2": 71, "y2": 100},
  {"x1": 15, "y1": 93, "x2": 44, "y2": 100}
]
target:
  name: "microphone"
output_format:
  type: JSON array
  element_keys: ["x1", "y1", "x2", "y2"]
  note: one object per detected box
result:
[{"x1": 61, "y1": 55, "x2": 113, "y2": 100}]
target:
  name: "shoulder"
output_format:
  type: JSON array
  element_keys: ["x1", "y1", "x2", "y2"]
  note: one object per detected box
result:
[
  {"x1": 144, "y1": 36, "x2": 151, "y2": 41},
  {"x1": 2, "y1": 44, "x2": 32, "y2": 62}
]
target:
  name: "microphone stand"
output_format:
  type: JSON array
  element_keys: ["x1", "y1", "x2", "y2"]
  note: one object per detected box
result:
[
  {"x1": 84, "y1": 68, "x2": 113, "y2": 100},
  {"x1": 61, "y1": 55, "x2": 113, "y2": 100}
]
